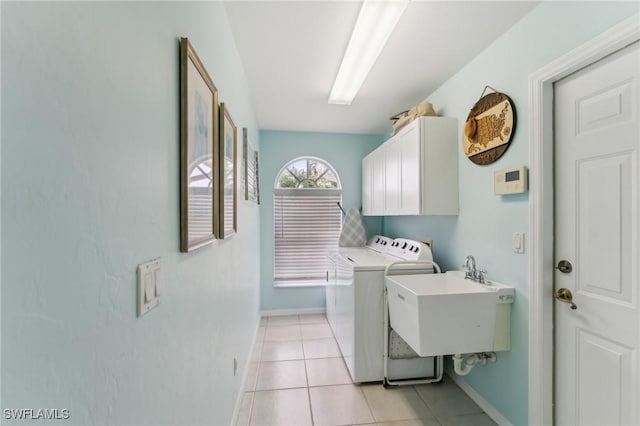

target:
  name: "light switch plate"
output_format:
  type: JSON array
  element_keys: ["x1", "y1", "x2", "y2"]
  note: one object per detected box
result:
[
  {"x1": 513, "y1": 232, "x2": 525, "y2": 254},
  {"x1": 137, "y1": 258, "x2": 161, "y2": 317}
]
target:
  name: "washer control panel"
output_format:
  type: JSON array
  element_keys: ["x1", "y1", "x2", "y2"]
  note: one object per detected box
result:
[
  {"x1": 366, "y1": 235, "x2": 393, "y2": 253},
  {"x1": 387, "y1": 238, "x2": 432, "y2": 261}
]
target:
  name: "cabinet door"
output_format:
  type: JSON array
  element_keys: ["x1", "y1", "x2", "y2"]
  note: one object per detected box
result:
[
  {"x1": 384, "y1": 138, "x2": 402, "y2": 214},
  {"x1": 362, "y1": 156, "x2": 372, "y2": 216},
  {"x1": 371, "y1": 149, "x2": 386, "y2": 215},
  {"x1": 399, "y1": 123, "x2": 421, "y2": 214}
]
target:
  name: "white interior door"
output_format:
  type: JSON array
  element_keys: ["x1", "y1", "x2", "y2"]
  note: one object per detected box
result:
[{"x1": 554, "y1": 41, "x2": 639, "y2": 425}]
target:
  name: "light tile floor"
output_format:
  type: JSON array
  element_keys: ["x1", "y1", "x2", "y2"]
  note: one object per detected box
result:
[{"x1": 235, "y1": 314, "x2": 497, "y2": 426}]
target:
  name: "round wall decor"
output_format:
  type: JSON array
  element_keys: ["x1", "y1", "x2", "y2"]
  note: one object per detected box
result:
[{"x1": 462, "y1": 86, "x2": 516, "y2": 165}]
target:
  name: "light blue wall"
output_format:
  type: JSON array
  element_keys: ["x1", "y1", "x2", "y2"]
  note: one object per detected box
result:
[
  {"x1": 259, "y1": 130, "x2": 382, "y2": 311},
  {"x1": 383, "y1": 2, "x2": 639, "y2": 425},
  {"x1": 2, "y1": 2, "x2": 260, "y2": 425}
]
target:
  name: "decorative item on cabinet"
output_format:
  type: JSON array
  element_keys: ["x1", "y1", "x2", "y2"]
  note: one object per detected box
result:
[
  {"x1": 462, "y1": 85, "x2": 516, "y2": 165},
  {"x1": 390, "y1": 100, "x2": 437, "y2": 135},
  {"x1": 362, "y1": 116, "x2": 458, "y2": 216}
]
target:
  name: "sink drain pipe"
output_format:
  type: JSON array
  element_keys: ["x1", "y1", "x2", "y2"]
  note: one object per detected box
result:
[{"x1": 452, "y1": 352, "x2": 496, "y2": 376}]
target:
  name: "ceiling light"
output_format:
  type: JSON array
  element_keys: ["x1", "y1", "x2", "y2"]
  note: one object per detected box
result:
[{"x1": 328, "y1": 0, "x2": 409, "y2": 105}]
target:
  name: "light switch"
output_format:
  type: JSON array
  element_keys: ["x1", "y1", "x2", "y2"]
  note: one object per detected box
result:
[
  {"x1": 137, "y1": 258, "x2": 161, "y2": 317},
  {"x1": 513, "y1": 232, "x2": 524, "y2": 254},
  {"x1": 145, "y1": 273, "x2": 154, "y2": 302}
]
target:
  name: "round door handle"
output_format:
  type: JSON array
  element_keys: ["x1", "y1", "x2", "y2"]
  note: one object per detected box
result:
[
  {"x1": 555, "y1": 287, "x2": 577, "y2": 310},
  {"x1": 556, "y1": 260, "x2": 573, "y2": 274}
]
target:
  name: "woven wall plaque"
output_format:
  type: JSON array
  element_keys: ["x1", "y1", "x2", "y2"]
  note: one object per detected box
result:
[{"x1": 462, "y1": 86, "x2": 516, "y2": 165}]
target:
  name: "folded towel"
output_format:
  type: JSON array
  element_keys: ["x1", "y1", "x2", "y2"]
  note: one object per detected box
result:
[{"x1": 339, "y1": 207, "x2": 367, "y2": 247}]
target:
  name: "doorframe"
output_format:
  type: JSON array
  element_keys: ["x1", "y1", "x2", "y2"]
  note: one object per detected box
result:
[{"x1": 528, "y1": 14, "x2": 640, "y2": 426}]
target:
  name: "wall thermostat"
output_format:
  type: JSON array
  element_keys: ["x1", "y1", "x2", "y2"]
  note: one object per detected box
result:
[{"x1": 494, "y1": 165, "x2": 528, "y2": 195}]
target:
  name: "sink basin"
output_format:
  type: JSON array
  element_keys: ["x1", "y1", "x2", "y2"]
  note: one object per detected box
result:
[{"x1": 385, "y1": 271, "x2": 514, "y2": 357}]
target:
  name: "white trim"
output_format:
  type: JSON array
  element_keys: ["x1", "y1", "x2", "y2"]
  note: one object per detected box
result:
[
  {"x1": 273, "y1": 188, "x2": 342, "y2": 196},
  {"x1": 231, "y1": 316, "x2": 262, "y2": 426},
  {"x1": 260, "y1": 307, "x2": 326, "y2": 317},
  {"x1": 528, "y1": 14, "x2": 640, "y2": 426},
  {"x1": 273, "y1": 281, "x2": 328, "y2": 288},
  {"x1": 447, "y1": 372, "x2": 513, "y2": 426},
  {"x1": 274, "y1": 156, "x2": 342, "y2": 189}
]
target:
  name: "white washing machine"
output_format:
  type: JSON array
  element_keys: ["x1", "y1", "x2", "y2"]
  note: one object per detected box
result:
[{"x1": 326, "y1": 235, "x2": 440, "y2": 383}]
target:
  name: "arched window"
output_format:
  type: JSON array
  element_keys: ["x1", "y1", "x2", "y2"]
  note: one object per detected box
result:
[{"x1": 273, "y1": 157, "x2": 342, "y2": 287}]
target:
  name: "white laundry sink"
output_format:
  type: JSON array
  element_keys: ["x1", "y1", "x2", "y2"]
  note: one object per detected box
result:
[{"x1": 385, "y1": 271, "x2": 514, "y2": 357}]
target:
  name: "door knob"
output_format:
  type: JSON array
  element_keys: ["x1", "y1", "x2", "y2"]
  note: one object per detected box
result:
[
  {"x1": 556, "y1": 260, "x2": 573, "y2": 273},
  {"x1": 555, "y1": 288, "x2": 577, "y2": 310}
]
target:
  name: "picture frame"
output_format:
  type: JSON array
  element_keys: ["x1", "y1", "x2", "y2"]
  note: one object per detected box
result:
[
  {"x1": 242, "y1": 127, "x2": 260, "y2": 204},
  {"x1": 179, "y1": 37, "x2": 219, "y2": 252},
  {"x1": 220, "y1": 103, "x2": 237, "y2": 238},
  {"x1": 254, "y1": 149, "x2": 261, "y2": 205}
]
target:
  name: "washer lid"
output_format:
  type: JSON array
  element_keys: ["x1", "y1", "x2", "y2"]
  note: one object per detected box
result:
[{"x1": 342, "y1": 250, "x2": 433, "y2": 272}]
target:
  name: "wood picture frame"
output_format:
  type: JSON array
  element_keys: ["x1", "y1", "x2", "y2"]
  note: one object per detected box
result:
[
  {"x1": 242, "y1": 127, "x2": 260, "y2": 203},
  {"x1": 254, "y1": 150, "x2": 261, "y2": 205},
  {"x1": 179, "y1": 37, "x2": 219, "y2": 252},
  {"x1": 219, "y1": 103, "x2": 237, "y2": 238}
]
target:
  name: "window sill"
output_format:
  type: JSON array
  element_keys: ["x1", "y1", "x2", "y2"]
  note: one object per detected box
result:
[{"x1": 273, "y1": 280, "x2": 328, "y2": 288}]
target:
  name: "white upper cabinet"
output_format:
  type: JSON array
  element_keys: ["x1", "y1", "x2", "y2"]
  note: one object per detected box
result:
[{"x1": 362, "y1": 116, "x2": 458, "y2": 216}]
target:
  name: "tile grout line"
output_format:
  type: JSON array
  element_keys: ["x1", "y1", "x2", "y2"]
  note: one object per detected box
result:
[
  {"x1": 359, "y1": 384, "x2": 378, "y2": 424},
  {"x1": 303, "y1": 348, "x2": 315, "y2": 426},
  {"x1": 298, "y1": 318, "x2": 315, "y2": 426}
]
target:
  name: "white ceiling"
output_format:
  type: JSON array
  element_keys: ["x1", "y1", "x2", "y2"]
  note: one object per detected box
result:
[{"x1": 224, "y1": 1, "x2": 539, "y2": 135}]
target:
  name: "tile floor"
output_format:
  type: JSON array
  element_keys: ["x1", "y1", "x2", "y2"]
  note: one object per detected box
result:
[{"x1": 235, "y1": 313, "x2": 497, "y2": 426}]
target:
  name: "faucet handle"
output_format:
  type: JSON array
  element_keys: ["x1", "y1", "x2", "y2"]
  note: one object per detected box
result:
[{"x1": 477, "y1": 269, "x2": 487, "y2": 283}]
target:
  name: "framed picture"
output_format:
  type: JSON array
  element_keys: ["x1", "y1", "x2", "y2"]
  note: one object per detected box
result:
[
  {"x1": 179, "y1": 37, "x2": 219, "y2": 252},
  {"x1": 254, "y1": 149, "x2": 261, "y2": 205},
  {"x1": 220, "y1": 103, "x2": 237, "y2": 238},
  {"x1": 242, "y1": 128, "x2": 260, "y2": 204}
]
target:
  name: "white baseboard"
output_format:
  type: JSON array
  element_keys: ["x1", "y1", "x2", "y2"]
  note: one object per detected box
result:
[
  {"x1": 260, "y1": 307, "x2": 326, "y2": 317},
  {"x1": 230, "y1": 317, "x2": 261, "y2": 426},
  {"x1": 446, "y1": 371, "x2": 513, "y2": 426}
]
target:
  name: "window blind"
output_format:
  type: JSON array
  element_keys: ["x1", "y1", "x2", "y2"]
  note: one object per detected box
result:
[
  {"x1": 273, "y1": 188, "x2": 342, "y2": 286},
  {"x1": 188, "y1": 192, "x2": 214, "y2": 241}
]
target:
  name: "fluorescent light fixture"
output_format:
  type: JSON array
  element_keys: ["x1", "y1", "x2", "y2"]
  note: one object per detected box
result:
[{"x1": 328, "y1": 0, "x2": 409, "y2": 105}]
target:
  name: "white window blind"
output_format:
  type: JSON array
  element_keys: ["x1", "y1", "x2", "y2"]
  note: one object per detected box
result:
[{"x1": 273, "y1": 188, "x2": 342, "y2": 287}]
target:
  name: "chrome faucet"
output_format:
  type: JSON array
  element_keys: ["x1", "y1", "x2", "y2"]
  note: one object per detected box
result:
[
  {"x1": 464, "y1": 255, "x2": 476, "y2": 280},
  {"x1": 462, "y1": 255, "x2": 487, "y2": 284}
]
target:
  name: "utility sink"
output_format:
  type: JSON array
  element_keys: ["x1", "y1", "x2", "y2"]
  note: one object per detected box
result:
[{"x1": 385, "y1": 271, "x2": 514, "y2": 357}]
